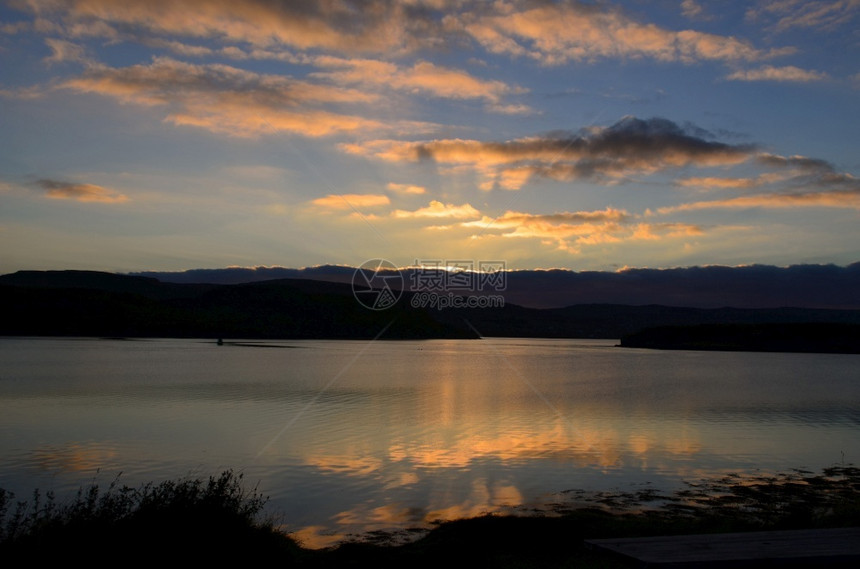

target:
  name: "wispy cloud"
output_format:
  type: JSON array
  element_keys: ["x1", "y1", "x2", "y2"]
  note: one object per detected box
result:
[
  {"x1": 667, "y1": 151, "x2": 860, "y2": 209},
  {"x1": 747, "y1": 0, "x2": 860, "y2": 33},
  {"x1": 43, "y1": 38, "x2": 89, "y2": 65},
  {"x1": 462, "y1": 208, "x2": 633, "y2": 228},
  {"x1": 681, "y1": 0, "x2": 711, "y2": 20},
  {"x1": 661, "y1": 188, "x2": 860, "y2": 212},
  {"x1": 726, "y1": 65, "x2": 828, "y2": 82},
  {"x1": 676, "y1": 172, "x2": 795, "y2": 189},
  {"x1": 35, "y1": 179, "x2": 128, "y2": 203}
]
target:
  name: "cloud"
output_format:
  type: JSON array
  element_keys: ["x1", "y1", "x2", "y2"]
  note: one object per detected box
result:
[
  {"x1": 662, "y1": 188, "x2": 860, "y2": 213},
  {"x1": 386, "y1": 183, "x2": 426, "y2": 195},
  {"x1": 756, "y1": 153, "x2": 835, "y2": 172},
  {"x1": 310, "y1": 57, "x2": 527, "y2": 108},
  {"x1": 344, "y1": 117, "x2": 756, "y2": 190},
  {"x1": 726, "y1": 65, "x2": 829, "y2": 82},
  {"x1": 35, "y1": 179, "x2": 128, "y2": 203},
  {"x1": 665, "y1": 152, "x2": 860, "y2": 211},
  {"x1": 311, "y1": 194, "x2": 390, "y2": 210},
  {"x1": 16, "y1": 0, "x2": 797, "y2": 70},
  {"x1": 59, "y1": 57, "x2": 386, "y2": 137},
  {"x1": 392, "y1": 200, "x2": 480, "y2": 219},
  {"x1": 17, "y1": 0, "x2": 445, "y2": 54},
  {"x1": 676, "y1": 172, "x2": 796, "y2": 189},
  {"x1": 746, "y1": 0, "x2": 860, "y2": 33},
  {"x1": 681, "y1": 0, "x2": 710, "y2": 20},
  {"x1": 459, "y1": 207, "x2": 701, "y2": 253},
  {"x1": 487, "y1": 102, "x2": 536, "y2": 115},
  {"x1": 0, "y1": 85, "x2": 45, "y2": 99},
  {"x1": 43, "y1": 38, "x2": 88, "y2": 65},
  {"x1": 463, "y1": 208, "x2": 633, "y2": 229},
  {"x1": 453, "y1": 0, "x2": 790, "y2": 65}
]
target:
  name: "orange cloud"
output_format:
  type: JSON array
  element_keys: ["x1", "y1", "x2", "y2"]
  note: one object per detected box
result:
[
  {"x1": 36, "y1": 179, "x2": 128, "y2": 203},
  {"x1": 461, "y1": 207, "x2": 701, "y2": 253},
  {"x1": 311, "y1": 193, "x2": 390, "y2": 210},
  {"x1": 392, "y1": 200, "x2": 480, "y2": 219},
  {"x1": 60, "y1": 57, "x2": 385, "y2": 137},
  {"x1": 662, "y1": 188, "x2": 860, "y2": 212},
  {"x1": 22, "y1": 0, "x2": 435, "y2": 53},
  {"x1": 386, "y1": 183, "x2": 426, "y2": 195},
  {"x1": 676, "y1": 172, "x2": 794, "y2": 189},
  {"x1": 455, "y1": 1, "x2": 789, "y2": 65},
  {"x1": 677, "y1": 176, "x2": 761, "y2": 189},
  {"x1": 463, "y1": 208, "x2": 633, "y2": 230},
  {"x1": 311, "y1": 57, "x2": 527, "y2": 108}
]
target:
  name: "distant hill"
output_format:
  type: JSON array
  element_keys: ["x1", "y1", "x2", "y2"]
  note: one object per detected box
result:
[
  {"x1": 3, "y1": 270, "x2": 860, "y2": 343},
  {"x1": 130, "y1": 261, "x2": 860, "y2": 310}
]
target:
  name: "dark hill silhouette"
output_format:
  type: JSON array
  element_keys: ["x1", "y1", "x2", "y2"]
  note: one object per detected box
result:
[
  {"x1": 0, "y1": 270, "x2": 216, "y2": 300},
  {"x1": 0, "y1": 271, "x2": 475, "y2": 340},
  {"x1": 3, "y1": 270, "x2": 860, "y2": 346}
]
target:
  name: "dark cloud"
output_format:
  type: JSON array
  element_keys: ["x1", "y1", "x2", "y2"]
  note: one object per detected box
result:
[
  {"x1": 757, "y1": 153, "x2": 835, "y2": 172},
  {"x1": 353, "y1": 116, "x2": 758, "y2": 188},
  {"x1": 34, "y1": 178, "x2": 127, "y2": 203}
]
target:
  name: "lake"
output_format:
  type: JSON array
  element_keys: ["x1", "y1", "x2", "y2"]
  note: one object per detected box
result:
[{"x1": 1, "y1": 336, "x2": 858, "y2": 547}]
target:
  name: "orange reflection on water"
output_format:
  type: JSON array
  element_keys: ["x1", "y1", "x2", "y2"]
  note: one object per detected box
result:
[
  {"x1": 305, "y1": 453, "x2": 383, "y2": 476},
  {"x1": 425, "y1": 478, "x2": 524, "y2": 522},
  {"x1": 30, "y1": 442, "x2": 119, "y2": 473},
  {"x1": 315, "y1": 477, "x2": 527, "y2": 548},
  {"x1": 288, "y1": 525, "x2": 346, "y2": 549}
]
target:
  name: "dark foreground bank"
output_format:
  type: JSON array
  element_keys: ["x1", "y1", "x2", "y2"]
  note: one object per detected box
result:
[
  {"x1": 2, "y1": 467, "x2": 859, "y2": 567},
  {"x1": 620, "y1": 322, "x2": 860, "y2": 354}
]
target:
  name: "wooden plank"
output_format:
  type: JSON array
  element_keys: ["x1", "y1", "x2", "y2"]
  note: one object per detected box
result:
[{"x1": 585, "y1": 527, "x2": 860, "y2": 568}]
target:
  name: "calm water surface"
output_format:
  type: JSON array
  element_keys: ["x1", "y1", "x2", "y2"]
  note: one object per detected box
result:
[{"x1": 1, "y1": 337, "x2": 858, "y2": 546}]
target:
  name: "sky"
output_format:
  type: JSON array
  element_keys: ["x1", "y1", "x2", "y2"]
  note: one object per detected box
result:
[{"x1": 1, "y1": 0, "x2": 859, "y2": 275}]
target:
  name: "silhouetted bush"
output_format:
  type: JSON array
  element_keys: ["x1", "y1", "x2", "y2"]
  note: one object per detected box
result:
[{"x1": 0, "y1": 470, "x2": 301, "y2": 564}]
